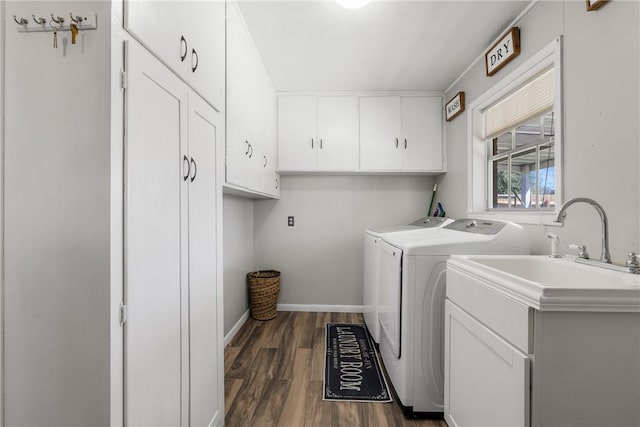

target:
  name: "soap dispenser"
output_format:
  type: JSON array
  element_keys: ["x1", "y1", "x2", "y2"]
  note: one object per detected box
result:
[{"x1": 546, "y1": 232, "x2": 560, "y2": 258}]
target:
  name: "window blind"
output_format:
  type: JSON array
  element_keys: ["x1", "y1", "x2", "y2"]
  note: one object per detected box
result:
[{"x1": 485, "y1": 68, "x2": 554, "y2": 139}]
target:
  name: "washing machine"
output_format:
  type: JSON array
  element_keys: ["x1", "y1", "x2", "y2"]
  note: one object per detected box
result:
[
  {"x1": 364, "y1": 217, "x2": 453, "y2": 344},
  {"x1": 378, "y1": 218, "x2": 530, "y2": 417}
]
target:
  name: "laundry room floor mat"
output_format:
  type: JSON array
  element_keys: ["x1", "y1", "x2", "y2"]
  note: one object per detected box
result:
[{"x1": 323, "y1": 323, "x2": 392, "y2": 403}]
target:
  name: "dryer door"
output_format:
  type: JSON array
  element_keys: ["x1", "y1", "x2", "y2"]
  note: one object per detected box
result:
[{"x1": 379, "y1": 241, "x2": 402, "y2": 359}]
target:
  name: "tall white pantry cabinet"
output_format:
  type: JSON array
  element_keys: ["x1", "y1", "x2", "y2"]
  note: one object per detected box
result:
[{"x1": 2, "y1": 1, "x2": 224, "y2": 426}]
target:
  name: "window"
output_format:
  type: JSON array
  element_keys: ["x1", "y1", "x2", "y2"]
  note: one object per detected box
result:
[
  {"x1": 487, "y1": 68, "x2": 555, "y2": 210},
  {"x1": 468, "y1": 38, "x2": 562, "y2": 224}
]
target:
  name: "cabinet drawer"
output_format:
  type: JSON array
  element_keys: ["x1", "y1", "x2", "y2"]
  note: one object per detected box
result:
[{"x1": 446, "y1": 266, "x2": 532, "y2": 353}]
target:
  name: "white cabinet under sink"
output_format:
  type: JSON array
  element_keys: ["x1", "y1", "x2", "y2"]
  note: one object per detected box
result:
[
  {"x1": 445, "y1": 257, "x2": 640, "y2": 427},
  {"x1": 445, "y1": 301, "x2": 530, "y2": 427}
]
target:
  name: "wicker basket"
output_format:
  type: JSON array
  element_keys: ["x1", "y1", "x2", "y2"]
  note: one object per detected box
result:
[{"x1": 247, "y1": 270, "x2": 281, "y2": 321}]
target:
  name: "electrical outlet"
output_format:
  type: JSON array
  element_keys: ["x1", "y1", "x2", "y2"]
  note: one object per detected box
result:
[{"x1": 288, "y1": 216, "x2": 294, "y2": 226}]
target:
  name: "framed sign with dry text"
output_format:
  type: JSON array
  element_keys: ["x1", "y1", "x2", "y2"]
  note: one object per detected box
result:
[
  {"x1": 485, "y1": 27, "x2": 521, "y2": 77},
  {"x1": 445, "y1": 92, "x2": 465, "y2": 122},
  {"x1": 586, "y1": 0, "x2": 608, "y2": 11}
]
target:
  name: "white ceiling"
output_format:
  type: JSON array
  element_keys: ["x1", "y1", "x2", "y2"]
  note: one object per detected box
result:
[{"x1": 238, "y1": 0, "x2": 531, "y2": 93}]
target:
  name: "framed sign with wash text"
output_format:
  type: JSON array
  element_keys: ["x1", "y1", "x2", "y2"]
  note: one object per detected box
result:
[
  {"x1": 445, "y1": 92, "x2": 465, "y2": 122},
  {"x1": 485, "y1": 27, "x2": 521, "y2": 77}
]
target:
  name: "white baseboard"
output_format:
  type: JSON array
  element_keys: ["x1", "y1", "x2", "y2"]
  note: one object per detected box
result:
[
  {"x1": 224, "y1": 310, "x2": 250, "y2": 347},
  {"x1": 225, "y1": 305, "x2": 363, "y2": 347},
  {"x1": 277, "y1": 304, "x2": 364, "y2": 313}
]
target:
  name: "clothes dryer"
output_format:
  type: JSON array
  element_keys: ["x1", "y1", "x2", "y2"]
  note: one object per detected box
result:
[
  {"x1": 364, "y1": 217, "x2": 452, "y2": 343},
  {"x1": 378, "y1": 219, "x2": 530, "y2": 417}
]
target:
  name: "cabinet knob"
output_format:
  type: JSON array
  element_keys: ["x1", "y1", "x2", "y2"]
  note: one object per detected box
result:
[
  {"x1": 404, "y1": 138, "x2": 407, "y2": 149},
  {"x1": 264, "y1": 155, "x2": 268, "y2": 168},
  {"x1": 191, "y1": 49, "x2": 199, "y2": 72},
  {"x1": 275, "y1": 178, "x2": 279, "y2": 189},
  {"x1": 180, "y1": 36, "x2": 187, "y2": 62},
  {"x1": 311, "y1": 138, "x2": 314, "y2": 149},
  {"x1": 248, "y1": 143, "x2": 253, "y2": 158},
  {"x1": 395, "y1": 138, "x2": 399, "y2": 148},
  {"x1": 190, "y1": 157, "x2": 197, "y2": 182},
  {"x1": 320, "y1": 139, "x2": 323, "y2": 149},
  {"x1": 245, "y1": 140, "x2": 250, "y2": 155},
  {"x1": 182, "y1": 155, "x2": 190, "y2": 181}
]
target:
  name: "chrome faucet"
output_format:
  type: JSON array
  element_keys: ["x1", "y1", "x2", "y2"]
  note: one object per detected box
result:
[{"x1": 554, "y1": 197, "x2": 611, "y2": 264}]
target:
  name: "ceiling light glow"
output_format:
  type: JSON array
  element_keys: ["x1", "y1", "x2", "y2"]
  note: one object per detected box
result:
[{"x1": 336, "y1": 0, "x2": 371, "y2": 9}]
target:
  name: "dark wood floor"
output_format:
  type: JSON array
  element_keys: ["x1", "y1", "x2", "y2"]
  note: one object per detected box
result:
[{"x1": 225, "y1": 311, "x2": 449, "y2": 427}]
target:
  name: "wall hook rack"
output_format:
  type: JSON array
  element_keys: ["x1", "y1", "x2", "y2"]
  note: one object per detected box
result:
[
  {"x1": 16, "y1": 12, "x2": 98, "y2": 33},
  {"x1": 13, "y1": 15, "x2": 28, "y2": 26}
]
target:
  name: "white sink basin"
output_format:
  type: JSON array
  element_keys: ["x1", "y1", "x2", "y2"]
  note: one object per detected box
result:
[
  {"x1": 470, "y1": 255, "x2": 640, "y2": 288},
  {"x1": 447, "y1": 255, "x2": 640, "y2": 311}
]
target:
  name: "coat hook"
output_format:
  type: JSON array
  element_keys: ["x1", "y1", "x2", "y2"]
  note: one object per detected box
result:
[
  {"x1": 50, "y1": 14, "x2": 65, "y2": 24},
  {"x1": 49, "y1": 18, "x2": 62, "y2": 31},
  {"x1": 32, "y1": 15, "x2": 46, "y2": 25},
  {"x1": 69, "y1": 13, "x2": 85, "y2": 24},
  {"x1": 13, "y1": 15, "x2": 28, "y2": 25}
]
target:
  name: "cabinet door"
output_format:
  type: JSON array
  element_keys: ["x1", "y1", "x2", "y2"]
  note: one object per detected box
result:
[
  {"x1": 226, "y1": 2, "x2": 264, "y2": 193},
  {"x1": 245, "y1": 47, "x2": 264, "y2": 192},
  {"x1": 445, "y1": 301, "x2": 530, "y2": 427},
  {"x1": 126, "y1": 42, "x2": 187, "y2": 427},
  {"x1": 360, "y1": 96, "x2": 402, "y2": 171},
  {"x1": 184, "y1": 1, "x2": 225, "y2": 110},
  {"x1": 187, "y1": 92, "x2": 223, "y2": 427},
  {"x1": 261, "y1": 73, "x2": 279, "y2": 196},
  {"x1": 124, "y1": 1, "x2": 224, "y2": 109},
  {"x1": 226, "y1": 3, "x2": 253, "y2": 188},
  {"x1": 125, "y1": 1, "x2": 182, "y2": 75},
  {"x1": 277, "y1": 96, "x2": 317, "y2": 171},
  {"x1": 317, "y1": 96, "x2": 359, "y2": 171},
  {"x1": 401, "y1": 96, "x2": 443, "y2": 171}
]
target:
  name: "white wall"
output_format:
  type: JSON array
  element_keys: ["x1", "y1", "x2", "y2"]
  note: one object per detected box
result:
[
  {"x1": 253, "y1": 175, "x2": 435, "y2": 307},
  {"x1": 438, "y1": 0, "x2": 639, "y2": 261},
  {"x1": 223, "y1": 195, "x2": 255, "y2": 334},
  {"x1": 3, "y1": 2, "x2": 111, "y2": 425}
]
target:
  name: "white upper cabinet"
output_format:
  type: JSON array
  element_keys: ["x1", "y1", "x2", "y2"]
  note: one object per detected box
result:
[
  {"x1": 401, "y1": 96, "x2": 443, "y2": 171},
  {"x1": 226, "y1": 2, "x2": 279, "y2": 198},
  {"x1": 124, "y1": 1, "x2": 225, "y2": 110},
  {"x1": 317, "y1": 97, "x2": 360, "y2": 171},
  {"x1": 360, "y1": 95, "x2": 444, "y2": 172},
  {"x1": 279, "y1": 94, "x2": 443, "y2": 174},
  {"x1": 359, "y1": 96, "x2": 402, "y2": 171},
  {"x1": 278, "y1": 95, "x2": 359, "y2": 172},
  {"x1": 226, "y1": 2, "x2": 254, "y2": 190},
  {"x1": 261, "y1": 73, "x2": 280, "y2": 197},
  {"x1": 278, "y1": 96, "x2": 318, "y2": 171}
]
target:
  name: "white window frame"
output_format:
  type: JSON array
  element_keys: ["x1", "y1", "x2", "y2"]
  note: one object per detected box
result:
[{"x1": 467, "y1": 37, "x2": 563, "y2": 225}]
